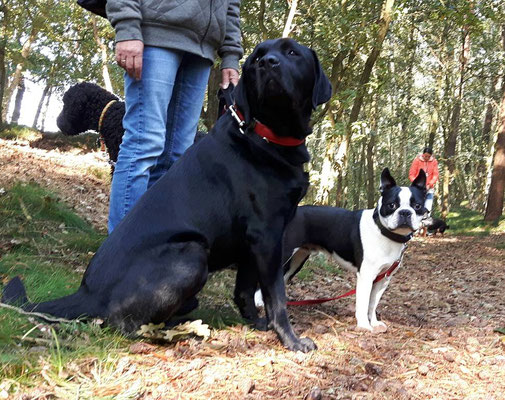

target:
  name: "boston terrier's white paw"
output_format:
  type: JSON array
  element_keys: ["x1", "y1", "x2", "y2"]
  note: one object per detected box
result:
[
  {"x1": 371, "y1": 321, "x2": 388, "y2": 333},
  {"x1": 254, "y1": 289, "x2": 264, "y2": 308}
]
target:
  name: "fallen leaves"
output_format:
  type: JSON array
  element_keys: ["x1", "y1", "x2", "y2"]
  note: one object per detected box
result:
[{"x1": 136, "y1": 319, "x2": 211, "y2": 342}]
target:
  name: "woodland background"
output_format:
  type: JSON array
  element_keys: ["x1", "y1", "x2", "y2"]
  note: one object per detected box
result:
[{"x1": 1, "y1": 0, "x2": 505, "y2": 221}]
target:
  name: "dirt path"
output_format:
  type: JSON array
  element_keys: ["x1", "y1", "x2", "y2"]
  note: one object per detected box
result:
[
  {"x1": 0, "y1": 137, "x2": 110, "y2": 231},
  {"x1": 1, "y1": 136, "x2": 504, "y2": 399}
]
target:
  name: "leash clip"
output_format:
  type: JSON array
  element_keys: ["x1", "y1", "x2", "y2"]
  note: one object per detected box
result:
[{"x1": 229, "y1": 105, "x2": 245, "y2": 134}]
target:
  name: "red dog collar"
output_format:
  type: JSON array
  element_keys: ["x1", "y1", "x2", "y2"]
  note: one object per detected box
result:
[{"x1": 230, "y1": 105, "x2": 305, "y2": 147}]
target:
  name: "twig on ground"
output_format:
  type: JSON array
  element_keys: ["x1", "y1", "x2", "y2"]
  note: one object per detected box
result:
[{"x1": 0, "y1": 302, "x2": 83, "y2": 324}]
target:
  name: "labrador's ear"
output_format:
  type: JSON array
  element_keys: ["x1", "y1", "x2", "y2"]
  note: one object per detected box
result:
[
  {"x1": 412, "y1": 169, "x2": 427, "y2": 192},
  {"x1": 311, "y1": 49, "x2": 332, "y2": 109},
  {"x1": 379, "y1": 168, "x2": 397, "y2": 194}
]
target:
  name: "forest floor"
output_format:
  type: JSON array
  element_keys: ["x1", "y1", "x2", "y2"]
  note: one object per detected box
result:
[{"x1": 0, "y1": 131, "x2": 505, "y2": 400}]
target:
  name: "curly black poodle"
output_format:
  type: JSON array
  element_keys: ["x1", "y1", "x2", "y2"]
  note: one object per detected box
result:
[
  {"x1": 57, "y1": 82, "x2": 125, "y2": 164},
  {"x1": 57, "y1": 82, "x2": 211, "y2": 167}
]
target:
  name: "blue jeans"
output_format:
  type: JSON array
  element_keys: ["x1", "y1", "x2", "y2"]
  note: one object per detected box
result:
[{"x1": 108, "y1": 46, "x2": 211, "y2": 232}]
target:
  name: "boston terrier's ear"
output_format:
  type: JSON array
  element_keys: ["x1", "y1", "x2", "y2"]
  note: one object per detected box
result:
[
  {"x1": 380, "y1": 168, "x2": 397, "y2": 193},
  {"x1": 412, "y1": 169, "x2": 427, "y2": 192}
]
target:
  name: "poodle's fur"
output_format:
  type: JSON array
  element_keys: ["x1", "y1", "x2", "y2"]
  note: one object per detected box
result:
[
  {"x1": 57, "y1": 82, "x2": 125, "y2": 164},
  {"x1": 57, "y1": 82, "x2": 208, "y2": 167}
]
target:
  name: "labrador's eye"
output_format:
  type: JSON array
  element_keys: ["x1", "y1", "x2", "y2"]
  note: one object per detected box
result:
[{"x1": 288, "y1": 49, "x2": 297, "y2": 56}]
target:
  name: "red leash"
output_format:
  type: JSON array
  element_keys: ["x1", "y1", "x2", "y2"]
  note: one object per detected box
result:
[{"x1": 286, "y1": 259, "x2": 401, "y2": 306}]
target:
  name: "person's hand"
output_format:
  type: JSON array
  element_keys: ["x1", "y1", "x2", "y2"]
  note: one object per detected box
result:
[
  {"x1": 116, "y1": 40, "x2": 144, "y2": 80},
  {"x1": 221, "y1": 68, "x2": 239, "y2": 89}
]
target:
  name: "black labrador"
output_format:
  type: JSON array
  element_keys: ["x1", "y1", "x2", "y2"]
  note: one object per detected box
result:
[{"x1": 2, "y1": 38, "x2": 332, "y2": 352}]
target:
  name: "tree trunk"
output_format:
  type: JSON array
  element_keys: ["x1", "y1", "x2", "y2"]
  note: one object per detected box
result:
[
  {"x1": 92, "y1": 16, "x2": 113, "y2": 92},
  {"x1": 0, "y1": 4, "x2": 7, "y2": 126},
  {"x1": 10, "y1": 77, "x2": 25, "y2": 124},
  {"x1": 340, "y1": 0, "x2": 395, "y2": 192},
  {"x1": 40, "y1": 87, "x2": 53, "y2": 133},
  {"x1": 399, "y1": 26, "x2": 416, "y2": 177},
  {"x1": 2, "y1": 24, "x2": 38, "y2": 121},
  {"x1": 258, "y1": 0, "x2": 269, "y2": 41},
  {"x1": 282, "y1": 0, "x2": 298, "y2": 38},
  {"x1": 202, "y1": 66, "x2": 221, "y2": 131},
  {"x1": 366, "y1": 98, "x2": 379, "y2": 208},
  {"x1": 427, "y1": 24, "x2": 449, "y2": 150},
  {"x1": 441, "y1": 28, "x2": 470, "y2": 218},
  {"x1": 475, "y1": 76, "x2": 499, "y2": 208},
  {"x1": 32, "y1": 83, "x2": 50, "y2": 129},
  {"x1": 484, "y1": 25, "x2": 505, "y2": 222},
  {"x1": 352, "y1": 139, "x2": 366, "y2": 209}
]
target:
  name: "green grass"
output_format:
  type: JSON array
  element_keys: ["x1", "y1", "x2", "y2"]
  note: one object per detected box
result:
[
  {"x1": 0, "y1": 182, "x2": 131, "y2": 389},
  {"x1": 0, "y1": 123, "x2": 99, "y2": 152},
  {"x1": 443, "y1": 207, "x2": 505, "y2": 237},
  {"x1": 0, "y1": 124, "x2": 40, "y2": 141},
  {"x1": 297, "y1": 253, "x2": 343, "y2": 281},
  {"x1": 0, "y1": 182, "x2": 248, "y2": 395}
]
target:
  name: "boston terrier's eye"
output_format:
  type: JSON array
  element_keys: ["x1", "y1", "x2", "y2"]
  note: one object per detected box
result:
[
  {"x1": 413, "y1": 203, "x2": 422, "y2": 211},
  {"x1": 387, "y1": 203, "x2": 398, "y2": 210}
]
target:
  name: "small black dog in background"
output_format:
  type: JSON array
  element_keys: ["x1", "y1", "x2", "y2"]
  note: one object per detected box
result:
[
  {"x1": 56, "y1": 82, "x2": 209, "y2": 170},
  {"x1": 57, "y1": 82, "x2": 125, "y2": 165},
  {"x1": 425, "y1": 218, "x2": 450, "y2": 235}
]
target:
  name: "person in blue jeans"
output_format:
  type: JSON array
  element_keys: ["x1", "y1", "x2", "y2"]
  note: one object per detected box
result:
[{"x1": 106, "y1": 0, "x2": 243, "y2": 232}]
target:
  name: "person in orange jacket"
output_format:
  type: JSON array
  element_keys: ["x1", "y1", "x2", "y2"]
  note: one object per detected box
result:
[{"x1": 409, "y1": 147, "x2": 439, "y2": 214}]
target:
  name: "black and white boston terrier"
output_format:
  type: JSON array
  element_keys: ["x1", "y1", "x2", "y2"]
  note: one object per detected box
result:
[
  {"x1": 426, "y1": 218, "x2": 450, "y2": 236},
  {"x1": 255, "y1": 168, "x2": 427, "y2": 333}
]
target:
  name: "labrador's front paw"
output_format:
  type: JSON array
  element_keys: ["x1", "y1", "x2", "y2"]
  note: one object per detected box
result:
[{"x1": 286, "y1": 336, "x2": 317, "y2": 353}]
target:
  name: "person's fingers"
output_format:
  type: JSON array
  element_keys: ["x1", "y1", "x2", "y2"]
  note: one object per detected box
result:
[
  {"x1": 229, "y1": 69, "x2": 239, "y2": 86},
  {"x1": 221, "y1": 69, "x2": 230, "y2": 89},
  {"x1": 133, "y1": 55, "x2": 143, "y2": 80},
  {"x1": 125, "y1": 56, "x2": 135, "y2": 78},
  {"x1": 221, "y1": 68, "x2": 239, "y2": 88},
  {"x1": 115, "y1": 40, "x2": 143, "y2": 77}
]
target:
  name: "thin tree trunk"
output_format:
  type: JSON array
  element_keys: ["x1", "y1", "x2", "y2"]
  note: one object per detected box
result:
[
  {"x1": 399, "y1": 26, "x2": 416, "y2": 176},
  {"x1": 475, "y1": 76, "x2": 499, "y2": 208},
  {"x1": 0, "y1": 3, "x2": 8, "y2": 126},
  {"x1": 484, "y1": 25, "x2": 505, "y2": 222},
  {"x1": 340, "y1": 0, "x2": 395, "y2": 190},
  {"x1": 32, "y1": 83, "x2": 50, "y2": 129},
  {"x1": 2, "y1": 25, "x2": 38, "y2": 121},
  {"x1": 282, "y1": 0, "x2": 298, "y2": 38},
  {"x1": 92, "y1": 16, "x2": 113, "y2": 92},
  {"x1": 258, "y1": 0, "x2": 269, "y2": 41},
  {"x1": 367, "y1": 98, "x2": 379, "y2": 208},
  {"x1": 352, "y1": 139, "x2": 366, "y2": 209},
  {"x1": 40, "y1": 87, "x2": 53, "y2": 133},
  {"x1": 10, "y1": 77, "x2": 25, "y2": 124},
  {"x1": 427, "y1": 24, "x2": 449, "y2": 150},
  {"x1": 441, "y1": 28, "x2": 470, "y2": 218},
  {"x1": 202, "y1": 65, "x2": 221, "y2": 131}
]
